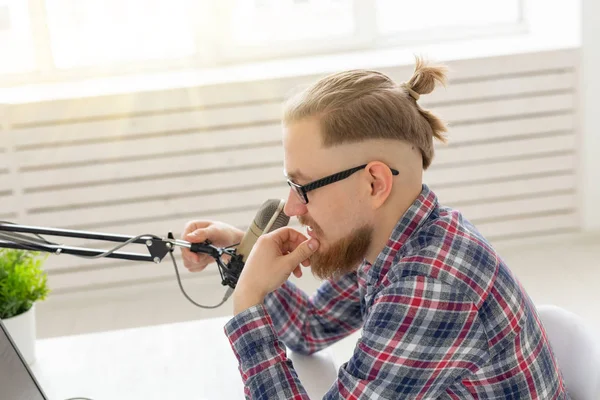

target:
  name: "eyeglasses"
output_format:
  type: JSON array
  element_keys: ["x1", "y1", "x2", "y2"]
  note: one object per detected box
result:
[{"x1": 287, "y1": 164, "x2": 399, "y2": 204}]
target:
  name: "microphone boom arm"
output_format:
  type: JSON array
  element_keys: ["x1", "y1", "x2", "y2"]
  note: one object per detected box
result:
[
  {"x1": 0, "y1": 222, "x2": 243, "y2": 310},
  {"x1": 1, "y1": 198, "x2": 289, "y2": 305},
  {"x1": 0, "y1": 223, "x2": 221, "y2": 265}
]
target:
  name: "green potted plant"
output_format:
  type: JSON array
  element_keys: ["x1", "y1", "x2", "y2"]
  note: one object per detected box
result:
[{"x1": 0, "y1": 248, "x2": 50, "y2": 365}]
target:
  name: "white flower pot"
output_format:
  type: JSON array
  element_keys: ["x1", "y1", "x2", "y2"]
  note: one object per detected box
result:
[{"x1": 2, "y1": 304, "x2": 37, "y2": 365}]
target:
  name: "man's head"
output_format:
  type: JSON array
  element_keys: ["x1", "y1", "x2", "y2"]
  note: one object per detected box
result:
[{"x1": 282, "y1": 57, "x2": 448, "y2": 280}]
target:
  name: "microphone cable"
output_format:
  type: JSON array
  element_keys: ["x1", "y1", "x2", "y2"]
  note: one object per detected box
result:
[{"x1": 0, "y1": 222, "x2": 234, "y2": 309}]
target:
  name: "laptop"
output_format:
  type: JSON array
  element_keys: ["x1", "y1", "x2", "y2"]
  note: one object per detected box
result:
[{"x1": 0, "y1": 318, "x2": 48, "y2": 400}]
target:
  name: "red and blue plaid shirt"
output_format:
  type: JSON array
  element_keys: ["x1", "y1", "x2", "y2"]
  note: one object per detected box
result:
[{"x1": 224, "y1": 184, "x2": 570, "y2": 399}]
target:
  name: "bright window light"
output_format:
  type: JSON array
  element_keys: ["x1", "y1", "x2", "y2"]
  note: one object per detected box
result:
[
  {"x1": 0, "y1": 0, "x2": 526, "y2": 80},
  {"x1": 45, "y1": 0, "x2": 197, "y2": 69},
  {"x1": 0, "y1": 0, "x2": 36, "y2": 74},
  {"x1": 376, "y1": 0, "x2": 521, "y2": 34},
  {"x1": 230, "y1": 0, "x2": 354, "y2": 46}
]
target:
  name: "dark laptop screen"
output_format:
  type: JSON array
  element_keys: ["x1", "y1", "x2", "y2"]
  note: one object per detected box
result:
[{"x1": 0, "y1": 319, "x2": 47, "y2": 400}]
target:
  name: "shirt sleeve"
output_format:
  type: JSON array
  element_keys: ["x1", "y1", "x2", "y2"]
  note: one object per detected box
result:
[
  {"x1": 225, "y1": 304, "x2": 310, "y2": 399},
  {"x1": 224, "y1": 274, "x2": 490, "y2": 399},
  {"x1": 263, "y1": 272, "x2": 364, "y2": 354}
]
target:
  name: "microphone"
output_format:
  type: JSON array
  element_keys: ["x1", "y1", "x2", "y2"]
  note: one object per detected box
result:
[
  {"x1": 179, "y1": 199, "x2": 290, "y2": 289},
  {"x1": 237, "y1": 199, "x2": 290, "y2": 262},
  {"x1": 220, "y1": 199, "x2": 290, "y2": 288}
]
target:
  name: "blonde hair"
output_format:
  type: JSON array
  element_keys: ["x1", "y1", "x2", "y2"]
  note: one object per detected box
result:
[{"x1": 283, "y1": 57, "x2": 448, "y2": 170}]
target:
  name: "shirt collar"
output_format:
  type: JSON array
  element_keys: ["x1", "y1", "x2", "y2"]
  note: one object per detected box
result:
[{"x1": 360, "y1": 183, "x2": 438, "y2": 284}]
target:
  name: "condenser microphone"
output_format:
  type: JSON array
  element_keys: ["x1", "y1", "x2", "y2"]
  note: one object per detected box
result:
[
  {"x1": 221, "y1": 199, "x2": 290, "y2": 288},
  {"x1": 236, "y1": 198, "x2": 289, "y2": 261}
]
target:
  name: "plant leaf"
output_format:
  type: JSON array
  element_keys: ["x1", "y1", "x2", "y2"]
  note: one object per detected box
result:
[{"x1": 0, "y1": 249, "x2": 50, "y2": 319}]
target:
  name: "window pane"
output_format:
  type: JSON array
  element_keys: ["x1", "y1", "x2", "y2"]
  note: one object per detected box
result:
[
  {"x1": 376, "y1": 0, "x2": 521, "y2": 34},
  {"x1": 0, "y1": 0, "x2": 36, "y2": 74},
  {"x1": 230, "y1": 0, "x2": 354, "y2": 47},
  {"x1": 45, "y1": 0, "x2": 197, "y2": 69}
]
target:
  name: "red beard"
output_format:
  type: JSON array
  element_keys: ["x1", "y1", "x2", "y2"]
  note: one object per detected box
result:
[{"x1": 299, "y1": 216, "x2": 372, "y2": 280}]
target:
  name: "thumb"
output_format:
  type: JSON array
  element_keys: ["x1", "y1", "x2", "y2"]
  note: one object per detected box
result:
[
  {"x1": 285, "y1": 239, "x2": 319, "y2": 270},
  {"x1": 185, "y1": 226, "x2": 213, "y2": 243}
]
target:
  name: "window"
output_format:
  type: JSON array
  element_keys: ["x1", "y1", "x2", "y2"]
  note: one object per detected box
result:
[
  {"x1": 0, "y1": 0, "x2": 36, "y2": 74},
  {"x1": 45, "y1": 0, "x2": 197, "y2": 68},
  {"x1": 229, "y1": 0, "x2": 355, "y2": 46},
  {"x1": 376, "y1": 0, "x2": 521, "y2": 35},
  {"x1": 0, "y1": 0, "x2": 524, "y2": 83}
]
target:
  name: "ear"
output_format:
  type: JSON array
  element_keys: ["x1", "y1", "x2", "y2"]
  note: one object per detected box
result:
[{"x1": 365, "y1": 161, "x2": 394, "y2": 209}]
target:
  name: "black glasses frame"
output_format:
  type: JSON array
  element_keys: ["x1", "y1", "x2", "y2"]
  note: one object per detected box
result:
[{"x1": 287, "y1": 164, "x2": 399, "y2": 204}]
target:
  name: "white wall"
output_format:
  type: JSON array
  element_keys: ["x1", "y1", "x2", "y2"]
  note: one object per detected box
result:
[
  {"x1": 0, "y1": 48, "x2": 584, "y2": 299},
  {"x1": 581, "y1": 0, "x2": 600, "y2": 232}
]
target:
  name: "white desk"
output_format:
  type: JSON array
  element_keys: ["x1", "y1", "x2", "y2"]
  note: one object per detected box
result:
[{"x1": 30, "y1": 316, "x2": 338, "y2": 400}]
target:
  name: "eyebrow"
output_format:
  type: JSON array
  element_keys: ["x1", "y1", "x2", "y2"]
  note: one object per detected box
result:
[{"x1": 284, "y1": 169, "x2": 311, "y2": 182}]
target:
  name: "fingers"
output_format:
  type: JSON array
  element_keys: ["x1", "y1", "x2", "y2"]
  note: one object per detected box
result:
[
  {"x1": 273, "y1": 227, "x2": 309, "y2": 252},
  {"x1": 186, "y1": 253, "x2": 227, "y2": 273},
  {"x1": 188, "y1": 264, "x2": 208, "y2": 273},
  {"x1": 283, "y1": 249, "x2": 305, "y2": 278},
  {"x1": 181, "y1": 242, "x2": 204, "y2": 268},
  {"x1": 182, "y1": 252, "x2": 210, "y2": 271},
  {"x1": 286, "y1": 238, "x2": 319, "y2": 271},
  {"x1": 182, "y1": 220, "x2": 212, "y2": 238},
  {"x1": 268, "y1": 227, "x2": 315, "y2": 273},
  {"x1": 181, "y1": 223, "x2": 217, "y2": 270},
  {"x1": 292, "y1": 265, "x2": 302, "y2": 278},
  {"x1": 184, "y1": 225, "x2": 216, "y2": 243},
  {"x1": 181, "y1": 248, "x2": 197, "y2": 269}
]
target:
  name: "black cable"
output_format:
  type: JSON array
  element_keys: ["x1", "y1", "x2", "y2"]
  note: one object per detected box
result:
[
  {"x1": 169, "y1": 250, "x2": 233, "y2": 309},
  {"x1": 0, "y1": 223, "x2": 234, "y2": 309}
]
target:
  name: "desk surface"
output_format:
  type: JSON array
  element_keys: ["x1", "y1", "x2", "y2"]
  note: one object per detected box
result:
[{"x1": 30, "y1": 316, "x2": 337, "y2": 400}]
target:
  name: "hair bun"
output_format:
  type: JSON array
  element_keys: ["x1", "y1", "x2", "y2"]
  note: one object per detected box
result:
[{"x1": 405, "y1": 56, "x2": 448, "y2": 97}]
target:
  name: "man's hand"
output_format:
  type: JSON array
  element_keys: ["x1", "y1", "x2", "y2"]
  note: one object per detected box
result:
[
  {"x1": 180, "y1": 220, "x2": 244, "y2": 272},
  {"x1": 233, "y1": 227, "x2": 319, "y2": 315}
]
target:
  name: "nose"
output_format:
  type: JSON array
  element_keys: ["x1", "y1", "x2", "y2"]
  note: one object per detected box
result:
[{"x1": 284, "y1": 189, "x2": 308, "y2": 217}]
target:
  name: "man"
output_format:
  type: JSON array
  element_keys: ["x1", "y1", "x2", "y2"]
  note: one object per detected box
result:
[{"x1": 182, "y1": 57, "x2": 570, "y2": 399}]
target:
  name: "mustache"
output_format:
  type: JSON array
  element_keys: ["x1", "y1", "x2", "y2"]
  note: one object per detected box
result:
[{"x1": 297, "y1": 216, "x2": 322, "y2": 234}]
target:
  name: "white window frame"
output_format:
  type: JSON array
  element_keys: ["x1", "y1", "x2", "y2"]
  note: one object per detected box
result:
[
  {"x1": 216, "y1": 0, "x2": 527, "y2": 64},
  {"x1": 1, "y1": 0, "x2": 526, "y2": 87}
]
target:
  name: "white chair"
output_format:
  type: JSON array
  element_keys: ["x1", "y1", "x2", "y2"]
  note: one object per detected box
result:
[{"x1": 537, "y1": 304, "x2": 600, "y2": 400}]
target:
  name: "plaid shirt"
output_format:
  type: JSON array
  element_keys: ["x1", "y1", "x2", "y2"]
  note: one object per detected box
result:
[{"x1": 224, "y1": 184, "x2": 570, "y2": 399}]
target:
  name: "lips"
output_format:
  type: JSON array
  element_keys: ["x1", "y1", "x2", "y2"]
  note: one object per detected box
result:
[{"x1": 299, "y1": 216, "x2": 320, "y2": 239}]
